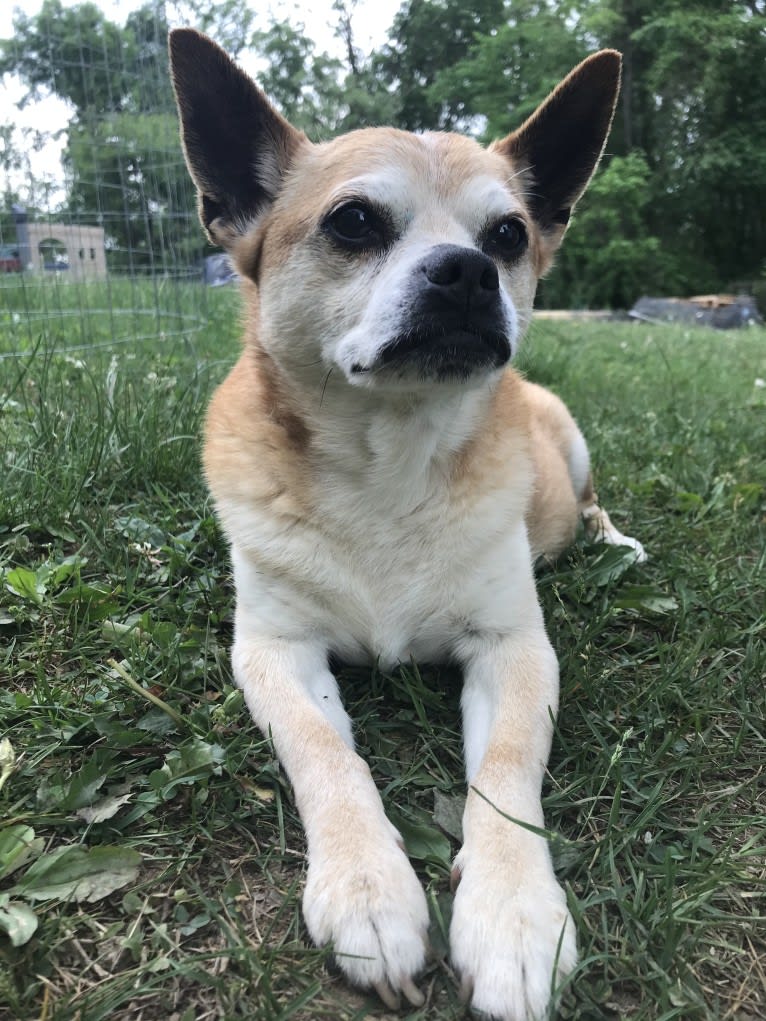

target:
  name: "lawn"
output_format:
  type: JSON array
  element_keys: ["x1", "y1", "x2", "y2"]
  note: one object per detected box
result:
[{"x1": 1, "y1": 278, "x2": 764, "y2": 1021}]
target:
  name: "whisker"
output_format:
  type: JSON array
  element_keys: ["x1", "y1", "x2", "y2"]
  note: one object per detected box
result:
[{"x1": 319, "y1": 367, "x2": 334, "y2": 408}]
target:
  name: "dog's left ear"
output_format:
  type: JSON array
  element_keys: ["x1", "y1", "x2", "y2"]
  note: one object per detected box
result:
[
  {"x1": 493, "y1": 50, "x2": 621, "y2": 244},
  {"x1": 169, "y1": 29, "x2": 307, "y2": 248}
]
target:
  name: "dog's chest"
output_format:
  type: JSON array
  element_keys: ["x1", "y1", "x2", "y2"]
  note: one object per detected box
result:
[
  {"x1": 239, "y1": 465, "x2": 530, "y2": 667},
  {"x1": 219, "y1": 378, "x2": 535, "y2": 665}
]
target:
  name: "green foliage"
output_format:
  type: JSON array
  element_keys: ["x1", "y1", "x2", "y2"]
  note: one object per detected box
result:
[
  {"x1": 65, "y1": 111, "x2": 201, "y2": 272},
  {"x1": 250, "y1": 17, "x2": 398, "y2": 136},
  {"x1": 1, "y1": 0, "x2": 763, "y2": 301},
  {"x1": 0, "y1": 0, "x2": 127, "y2": 112},
  {"x1": 1, "y1": 287, "x2": 764, "y2": 1018},
  {"x1": 1, "y1": 0, "x2": 198, "y2": 272},
  {"x1": 580, "y1": 0, "x2": 766, "y2": 298},
  {"x1": 252, "y1": 20, "x2": 346, "y2": 136},
  {"x1": 541, "y1": 152, "x2": 677, "y2": 308},
  {"x1": 375, "y1": 0, "x2": 506, "y2": 130},
  {"x1": 434, "y1": 0, "x2": 587, "y2": 136},
  {"x1": 182, "y1": 0, "x2": 257, "y2": 59}
]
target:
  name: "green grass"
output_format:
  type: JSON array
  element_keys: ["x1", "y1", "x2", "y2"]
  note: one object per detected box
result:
[{"x1": 1, "y1": 279, "x2": 765, "y2": 1021}]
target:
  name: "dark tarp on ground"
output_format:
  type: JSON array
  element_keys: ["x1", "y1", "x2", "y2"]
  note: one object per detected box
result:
[
  {"x1": 204, "y1": 253, "x2": 237, "y2": 286},
  {"x1": 629, "y1": 295, "x2": 763, "y2": 329}
]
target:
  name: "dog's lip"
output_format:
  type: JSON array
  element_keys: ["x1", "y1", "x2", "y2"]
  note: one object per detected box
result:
[{"x1": 377, "y1": 328, "x2": 511, "y2": 369}]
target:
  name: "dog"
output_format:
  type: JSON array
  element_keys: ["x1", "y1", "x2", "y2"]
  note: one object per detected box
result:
[{"x1": 170, "y1": 30, "x2": 644, "y2": 1021}]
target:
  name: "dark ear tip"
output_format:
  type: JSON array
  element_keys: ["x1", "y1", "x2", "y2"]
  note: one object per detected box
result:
[
  {"x1": 580, "y1": 48, "x2": 623, "y2": 84},
  {"x1": 591, "y1": 48, "x2": 623, "y2": 63},
  {"x1": 168, "y1": 27, "x2": 203, "y2": 54},
  {"x1": 168, "y1": 28, "x2": 224, "y2": 71}
]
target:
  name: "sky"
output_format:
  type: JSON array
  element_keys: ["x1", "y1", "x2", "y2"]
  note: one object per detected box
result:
[{"x1": 0, "y1": 0, "x2": 403, "y2": 205}]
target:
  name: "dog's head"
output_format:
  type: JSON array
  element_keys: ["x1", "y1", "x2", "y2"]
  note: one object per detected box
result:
[{"x1": 170, "y1": 31, "x2": 620, "y2": 390}]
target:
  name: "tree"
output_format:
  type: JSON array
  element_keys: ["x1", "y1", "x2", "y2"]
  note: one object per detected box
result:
[
  {"x1": 330, "y1": 0, "x2": 400, "y2": 131},
  {"x1": 433, "y1": 0, "x2": 586, "y2": 138},
  {"x1": 375, "y1": 0, "x2": 506, "y2": 130},
  {"x1": 251, "y1": 20, "x2": 346, "y2": 136},
  {"x1": 181, "y1": 0, "x2": 256, "y2": 59},
  {"x1": 0, "y1": 0, "x2": 128, "y2": 112},
  {"x1": 539, "y1": 152, "x2": 678, "y2": 308},
  {"x1": 635, "y1": 3, "x2": 766, "y2": 286},
  {"x1": 1, "y1": 0, "x2": 200, "y2": 272},
  {"x1": 248, "y1": 15, "x2": 398, "y2": 138},
  {"x1": 581, "y1": 0, "x2": 766, "y2": 292}
]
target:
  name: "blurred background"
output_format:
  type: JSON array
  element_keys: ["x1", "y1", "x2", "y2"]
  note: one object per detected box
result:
[{"x1": 1, "y1": 0, "x2": 764, "y2": 344}]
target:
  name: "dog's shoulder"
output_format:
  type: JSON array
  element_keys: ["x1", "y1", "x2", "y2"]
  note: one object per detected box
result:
[
  {"x1": 203, "y1": 342, "x2": 312, "y2": 521},
  {"x1": 449, "y1": 368, "x2": 533, "y2": 495}
]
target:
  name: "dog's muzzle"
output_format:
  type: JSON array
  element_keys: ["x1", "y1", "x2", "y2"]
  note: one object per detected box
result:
[{"x1": 376, "y1": 245, "x2": 512, "y2": 381}]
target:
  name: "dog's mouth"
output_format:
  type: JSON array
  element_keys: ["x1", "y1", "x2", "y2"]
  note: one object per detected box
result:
[{"x1": 371, "y1": 328, "x2": 511, "y2": 382}]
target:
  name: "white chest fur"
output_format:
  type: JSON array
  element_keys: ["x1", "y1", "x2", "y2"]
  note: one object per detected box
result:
[{"x1": 221, "y1": 384, "x2": 536, "y2": 667}]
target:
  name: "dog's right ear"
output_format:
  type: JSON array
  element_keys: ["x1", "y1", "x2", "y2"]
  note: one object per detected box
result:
[{"x1": 169, "y1": 29, "x2": 306, "y2": 248}]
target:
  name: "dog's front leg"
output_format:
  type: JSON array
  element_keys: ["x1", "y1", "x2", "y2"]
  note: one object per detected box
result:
[
  {"x1": 451, "y1": 626, "x2": 576, "y2": 1021},
  {"x1": 232, "y1": 627, "x2": 429, "y2": 1008}
]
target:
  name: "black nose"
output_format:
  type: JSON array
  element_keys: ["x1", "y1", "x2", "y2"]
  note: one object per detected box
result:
[{"x1": 420, "y1": 245, "x2": 499, "y2": 309}]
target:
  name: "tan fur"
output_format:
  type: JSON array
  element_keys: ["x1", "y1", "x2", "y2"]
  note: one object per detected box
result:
[
  {"x1": 524, "y1": 382, "x2": 585, "y2": 556},
  {"x1": 170, "y1": 30, "x2": 644, "y2": 1021},
  {"x1": 206, "y1": 341, "x2": 587, "y2": 563},
  {"x1": 204, "y1": 345, "x2": 313, "y2": 525}
]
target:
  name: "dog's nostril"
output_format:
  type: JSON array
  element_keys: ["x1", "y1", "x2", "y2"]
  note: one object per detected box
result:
[
  {"x1": 422, "y1": 245, "x2": 500, "y2": 298},
  {"x1": 479, "y1": 264, "x2": 499, "y2": 291},
  {"x1": 423, "y1": 257, "x2": 462, "y2": 287}
]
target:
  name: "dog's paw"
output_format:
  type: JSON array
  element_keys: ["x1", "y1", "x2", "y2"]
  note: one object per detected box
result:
[
  {"x1": 450, "y1": 854, "x2": 576, "y2": 1021},
  {"x1": 615, "y1": 533, "x2": 647, "y2": 563},
  {"x1": 303, "y1": 835, "x2": 430, "y2": 1009},
  {"x1": 582, "y1": 504, "x2": 647, "y2": 563}
]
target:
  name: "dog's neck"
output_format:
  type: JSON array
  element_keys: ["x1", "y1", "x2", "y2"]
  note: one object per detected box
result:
[{"x1": 251, "y1": 342, "x2": 501, "y2": 513}]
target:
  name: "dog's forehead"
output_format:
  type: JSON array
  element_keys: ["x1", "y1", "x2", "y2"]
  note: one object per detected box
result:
[{"x1": 290, "y1": 129, "x2": 524, "y2": 218}]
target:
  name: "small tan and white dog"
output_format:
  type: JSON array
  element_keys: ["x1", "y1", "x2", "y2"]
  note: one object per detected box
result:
[{"x1": 170, "y1": 30, "x2": 644, "y2": 1021}]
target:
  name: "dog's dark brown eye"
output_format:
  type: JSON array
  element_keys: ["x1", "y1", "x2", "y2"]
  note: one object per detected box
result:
[
  {"x1": 482, "y1": 218, "x2": 528, "y2": 262},
  {"x1": 324, "y1": 203, "x2": 386, "y2": 250}
]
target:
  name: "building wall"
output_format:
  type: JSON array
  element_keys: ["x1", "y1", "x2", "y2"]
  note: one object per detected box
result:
[{"x1": 26, "y1": 223, "x2": 108, "y2": 280}]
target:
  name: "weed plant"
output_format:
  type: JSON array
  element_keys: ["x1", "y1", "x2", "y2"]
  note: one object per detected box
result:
[{"x1": 1, "y1": 283, "x2": 764, "y2": 1020}]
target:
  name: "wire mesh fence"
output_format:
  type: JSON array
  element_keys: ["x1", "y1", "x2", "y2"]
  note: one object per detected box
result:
[{"x1": 1, "y1": 1, "x2": 214, "y2": 363}]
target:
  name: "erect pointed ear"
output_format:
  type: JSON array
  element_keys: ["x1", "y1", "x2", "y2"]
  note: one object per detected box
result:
[
  {"x1": 169, "y1": 29, "x2": 307, "y2": 248},
  {"x1": 492, "y1": 50, "x2": 621, "y2": 237}
]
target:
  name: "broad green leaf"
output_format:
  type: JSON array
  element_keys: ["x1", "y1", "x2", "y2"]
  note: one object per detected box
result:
[
  {"x1": 50, "y1": 554, "x2": 87, "y2": 587},
  {"x1": 136, "y1": 709, "x2": 178, "y2": 736},
  {"x1": 387, "y1": 809, "x2": 452, "y2": 869},
  {"x1": 12, "y1": 844, "x2": 141, "y2": 903},
  {"x1": 585, "y1": 545, "x2": 641, "y2": 587},
  {"x1": 615, "y1": 585, "x2": 678, "y2": 614},
  {"x1": 42, "y1": 522, "x2": 78, "y2": 543},
  {"x1": 61, "y1": 758, "x2": 109, "y2": 810},
  {"x1": 673, "y1": 490, "x2": 704, "y2": 514},
  {"x1": 4, "y1": 566, "x2": 45, "y2": 603},
  {"x1": 114, "y1": 515, "x2": 166, "y2": 548},
  {"x1": 75, "y1": 792, "x2": 133, "y2": 824},
  {"x1": 0, "y1": 897, "x2": 39, "y2": 946},
  {"x1": 54, "y1": 583, "x2": 119, "y2": 618},
  {"x1": 433, "y1": 790, "x2": 465, "y2": 842},
  {"x1": 150, "y1": 620, "x2": 179, "y2": 650},
  {"x1": 733, "y1": 482, "x2": 764, "y2": 511},
  {"x1": 0, "y1": 825, "x2": 45, "y2": 880},
  {"x1": 0, "y1": 737, "x2": 15, "y2": 793},
  {"x1": 149, "y1": 738, "x2": 226, "y2": 799}
]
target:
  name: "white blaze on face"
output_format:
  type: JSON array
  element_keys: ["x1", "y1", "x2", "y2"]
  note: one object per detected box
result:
[
  {"x1": 330, "y1": 167, "x2": 523, "y2": 383},
  {"x1": 257, "y1": 131, "x2": 535, "y2": 390}
]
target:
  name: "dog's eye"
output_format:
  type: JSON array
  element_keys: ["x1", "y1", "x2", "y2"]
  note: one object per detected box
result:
[
  {"x1": 323, "y1": 203, "x2": 386, "y2": 250},
  {"x1": 482, "y1": 218, "x2": 528, "y2": 262}
]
